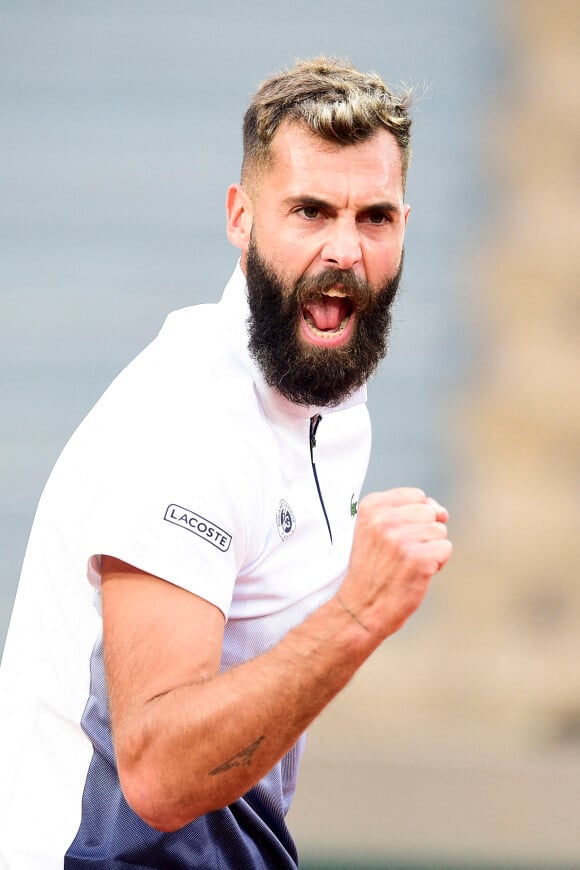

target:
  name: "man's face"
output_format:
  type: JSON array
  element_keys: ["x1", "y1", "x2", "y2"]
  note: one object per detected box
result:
[{"x1": 230, "y1": 121, "x2": 410, "y2": 405}]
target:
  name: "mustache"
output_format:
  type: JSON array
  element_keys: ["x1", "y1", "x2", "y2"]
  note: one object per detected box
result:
[{"x1": 293, "y1": 269, "x2": 375, "y2": 312}]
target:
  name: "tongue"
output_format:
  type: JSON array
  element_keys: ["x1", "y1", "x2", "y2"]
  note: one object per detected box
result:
[{"x1": 303, "y1": 297, "x2": 349, "y2": 331}]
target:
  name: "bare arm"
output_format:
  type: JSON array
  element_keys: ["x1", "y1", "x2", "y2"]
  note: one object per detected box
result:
[{"x1": 102, "y1": 487, "x2": 451, "y2": 831}]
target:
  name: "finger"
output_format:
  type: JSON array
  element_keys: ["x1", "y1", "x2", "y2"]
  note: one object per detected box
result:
[
  {"x1": 406, "y1": 521, "x2": 449, "y2": 543},
  {"x1": 384, "y1": 503, "x2": 441, "y2": 525},
  {"x1": 361, "y1": 488, "x2": 426, "y2": 511},
  {"x1": 425, "y1": 497, "x2": 449, "y2": 523},
  {"x1": 420, "y1": 538, "x2": 453, "y2": 571}
]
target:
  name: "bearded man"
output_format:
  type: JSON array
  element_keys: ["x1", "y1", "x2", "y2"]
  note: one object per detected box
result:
[{"x1": 0, "y1": 57, "x2": 452, "y2": 869}]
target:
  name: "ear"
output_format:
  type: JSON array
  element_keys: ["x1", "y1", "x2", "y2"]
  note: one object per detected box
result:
[{"x1": 226, "y1": 184, "x2": 253, "y2": 254}]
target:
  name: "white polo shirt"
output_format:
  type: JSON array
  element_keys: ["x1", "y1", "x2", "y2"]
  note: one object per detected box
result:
[{"x1": 0, "y1": 264, "x2": 371, "y2": 869}]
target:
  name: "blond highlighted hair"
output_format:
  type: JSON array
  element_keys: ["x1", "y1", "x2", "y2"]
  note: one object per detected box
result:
[{"x1": 242, "y1": 56, "x2": 413, "y2": 189}]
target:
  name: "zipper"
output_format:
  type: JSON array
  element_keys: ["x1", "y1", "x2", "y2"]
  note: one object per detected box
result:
[{"x1": 309, "y1": 414, "x2": 333, "y2": 544}]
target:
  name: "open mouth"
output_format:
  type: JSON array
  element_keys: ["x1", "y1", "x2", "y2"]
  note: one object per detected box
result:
[{"x1": 300, "y1": 287, "x2": 356, "y2": 347}]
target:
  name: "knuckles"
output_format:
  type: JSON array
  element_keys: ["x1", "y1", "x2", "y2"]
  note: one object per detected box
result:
[{"x1": 353, "y1": 490, "x2": 451, "y2": 575}]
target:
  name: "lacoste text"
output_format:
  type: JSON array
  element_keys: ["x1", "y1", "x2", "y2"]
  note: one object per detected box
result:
[{"x1": 164, "y1": 504, "x2": 232, "y2": 552}]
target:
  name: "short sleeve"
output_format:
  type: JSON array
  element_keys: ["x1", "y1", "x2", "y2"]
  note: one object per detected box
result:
[{"x1": 80, "y1": 369, "x2": 266, "y2": 620}]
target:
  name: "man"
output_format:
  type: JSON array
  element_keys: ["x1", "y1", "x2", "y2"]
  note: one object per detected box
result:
[{"x1": 0, "y1": 57, "x2": 451, "y2": 868}]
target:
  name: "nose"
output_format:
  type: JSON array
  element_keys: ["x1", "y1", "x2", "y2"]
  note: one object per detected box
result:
[{"x1": 321, "y1": 218, "x2": 362, "y2": 271}]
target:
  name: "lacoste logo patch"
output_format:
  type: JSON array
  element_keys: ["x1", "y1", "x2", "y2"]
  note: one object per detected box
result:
[
  {"x1": 350, "y1": 493, "x2": 358, "y2": 517},
  {"x1": 276, "y1": 499, "x2": 296, "y2": 541},
  {"x1": 164, "y1": 504, "x2": 232, "y2": 552}
]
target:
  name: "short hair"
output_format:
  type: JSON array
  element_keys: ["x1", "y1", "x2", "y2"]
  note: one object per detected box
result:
[{"x1": 242, "y1": 56, "x2": 413, "y2": 190}]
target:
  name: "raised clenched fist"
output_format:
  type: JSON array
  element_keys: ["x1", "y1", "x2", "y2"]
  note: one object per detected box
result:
[{"x1": 338, "y1": 487, "x2": 452, "y2": 639}]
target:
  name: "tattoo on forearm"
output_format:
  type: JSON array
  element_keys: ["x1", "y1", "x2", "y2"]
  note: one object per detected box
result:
[{"x1": 209, "y1": 736, "x2": 265, "y2": 776}]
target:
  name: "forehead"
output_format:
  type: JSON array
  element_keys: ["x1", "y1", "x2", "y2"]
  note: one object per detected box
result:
[{"x1": 261, "y1": 121, "x2": 405, "y2": 202}]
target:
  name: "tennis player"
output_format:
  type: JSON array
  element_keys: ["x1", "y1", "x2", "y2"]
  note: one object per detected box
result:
[{"x1": 0, "y1": 57, "x2": 451, "y2": 868}]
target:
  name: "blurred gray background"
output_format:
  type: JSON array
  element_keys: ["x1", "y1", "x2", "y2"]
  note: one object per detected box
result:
[{"x1": 2, "y1": 2, "x2": 579, "y2": 868}]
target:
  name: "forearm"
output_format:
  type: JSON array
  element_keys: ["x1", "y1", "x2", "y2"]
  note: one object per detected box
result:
[{"x1": 116, "y1": 593, "x2": 377, "y2": 831}]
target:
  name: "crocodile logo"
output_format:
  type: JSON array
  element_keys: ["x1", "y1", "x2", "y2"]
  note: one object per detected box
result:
[{"x1": 350, "y1": 493, "x2": 358, "y2": 517}]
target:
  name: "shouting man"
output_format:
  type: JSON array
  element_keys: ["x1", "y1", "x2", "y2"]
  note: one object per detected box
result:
[{"x1": 0, "y1": 57, "x2": 452, "y2": 868}]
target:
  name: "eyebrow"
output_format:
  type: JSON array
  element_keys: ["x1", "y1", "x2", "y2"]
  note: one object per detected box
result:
[{"x1": 283, "y1": 195, "x2": 402, "y2": 215}]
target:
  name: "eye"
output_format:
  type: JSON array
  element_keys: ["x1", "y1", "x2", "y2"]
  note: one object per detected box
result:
[
  {"x1": 300, "y1": 206, "x2": 321, "y2": 220},
  {"x1": 365, "y1": 210, "x2": 392, "y2": 225}
]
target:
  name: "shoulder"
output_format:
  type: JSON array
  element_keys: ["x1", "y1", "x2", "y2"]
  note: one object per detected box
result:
[
  {"x1": 49, "y1": 295, "x2": 269, "y2": 483},
  {"x1": 84, "y1": 300, "x2": 254, "y2": 431}
]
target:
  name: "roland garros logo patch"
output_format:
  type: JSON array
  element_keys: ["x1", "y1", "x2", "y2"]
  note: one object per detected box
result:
[
  {"x1": 164, "y1": 504, "x2": 232, "y2": 552},
  {"x1": 276, "y1": 499, "x2": 296, "y2": 541}
]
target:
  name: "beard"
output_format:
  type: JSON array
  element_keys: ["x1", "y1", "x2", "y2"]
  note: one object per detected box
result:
[{"x1": 245, "y1": 237, "x2": 403, "y2": 407}]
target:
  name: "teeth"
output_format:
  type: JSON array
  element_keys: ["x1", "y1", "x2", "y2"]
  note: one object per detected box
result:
[{"x1": 323, "y1": 288, "x2": 347, "y2": 298}]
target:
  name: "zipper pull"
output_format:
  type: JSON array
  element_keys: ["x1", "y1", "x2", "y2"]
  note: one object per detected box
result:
[{"x1": 310, "y1": 413, "x2": 321, "y2": 453}]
